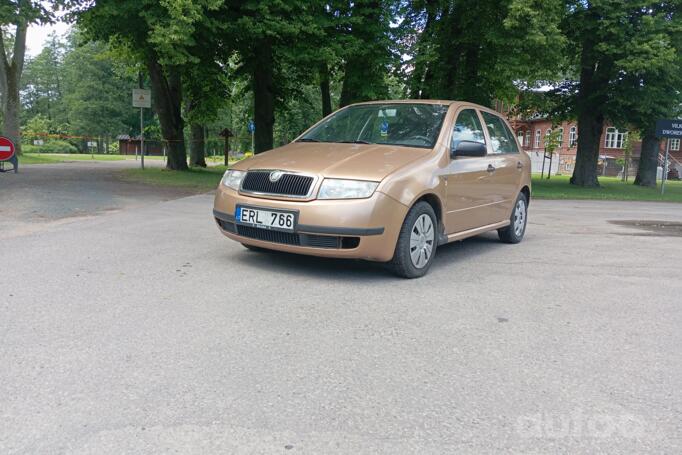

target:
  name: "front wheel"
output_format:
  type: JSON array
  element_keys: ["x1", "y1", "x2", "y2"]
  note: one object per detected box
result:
[
  {"x1": 498, "y1": 192, "x2": 528, "y2": 244},
  {"x1": 388, "y1": 202, "x2": 438, "y2": 278}
]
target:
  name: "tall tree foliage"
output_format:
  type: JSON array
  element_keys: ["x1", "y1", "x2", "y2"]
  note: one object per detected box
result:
[
  {"x1": 1, "y1": 0, "x2": 60, "y2": 155},
  {"x1": 338, "y1": 0, "x2": 392, "y2": 107},
  {"x1": 75, "y1": 0, "x2": 222, "y2": 170},
  {"x1": 21, "y1": 30, "x2": 138, "y2": 146},
  {"x1": 219, "y1": 1, "x2": 324, "y2": 154},
  {"x1": 399, "y1": 0, "x2": 565, "y2": 104}
]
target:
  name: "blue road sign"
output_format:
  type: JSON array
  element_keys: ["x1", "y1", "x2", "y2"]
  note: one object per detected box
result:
[{"x1": 248, "y1": 120, "x2": 255, "y2": 134}]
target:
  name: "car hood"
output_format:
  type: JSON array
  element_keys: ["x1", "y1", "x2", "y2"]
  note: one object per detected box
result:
[{"x1": 232, "y1": 142, "x2": 432, "y2": 181}]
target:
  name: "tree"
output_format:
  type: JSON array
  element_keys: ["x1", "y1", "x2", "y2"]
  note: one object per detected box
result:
[
  {"x1": 399, "y1": 0, "x2": 565, "y2": 104},
  {"x1": 542, "y1": 128, "x2": 562, "y2": 179},
  {"x1": 75, "y1": 0, "x2": 223, "y2": 170},
  {"x1": 337, "y1": 0, "x2": 392, "y2": 107},
  {"x1": 620, "y1": 2, "x2": 682, "y2": 187},
  {"x1": 219, "y1": 1, "x2": 325, "y2": 153},
  {"x1": 21, "y1": 33, "x2": 65, "y2": 124},
  {"x1": 620, "y1": 131, "x2": 639, "y2": 182},
  {"x1": 554, "y1": 0, "x2": 682, "y2": 187},
  {"x1": 0, "y1": 0, "x2": 59, "y2": 155}
]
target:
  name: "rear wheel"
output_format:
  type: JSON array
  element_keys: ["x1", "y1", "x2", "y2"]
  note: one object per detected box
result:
[
  {"x1": 498, "y1": 192, "x2": 528, "y2": 244},
  {"x1": 388, "y1": 202, "x2": 438, "y2": 278}
]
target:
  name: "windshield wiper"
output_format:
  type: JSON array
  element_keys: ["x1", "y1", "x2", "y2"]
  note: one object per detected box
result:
[
  {"x1": 297, "y1": 138, "x2": 320, "y2": 142},
  {"x1": 337, "y1": 140, "x2": 373, "y2": 144}
]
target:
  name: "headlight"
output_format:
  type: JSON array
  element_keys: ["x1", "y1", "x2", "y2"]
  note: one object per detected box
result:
[
  {"x1": 222, "y1": 170, "x2": 245, "y2": 190},
  {"x1": 318, "y1": 178, "x2": 379, "y2": 200}
]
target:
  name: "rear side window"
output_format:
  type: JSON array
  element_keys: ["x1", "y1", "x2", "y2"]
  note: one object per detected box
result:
[
  {"x1": 481, "y1": 112, "x2": 519, "y2": 154},
  {"x1": 451, "y1": 109, "x2": 486, "y2": 151}
]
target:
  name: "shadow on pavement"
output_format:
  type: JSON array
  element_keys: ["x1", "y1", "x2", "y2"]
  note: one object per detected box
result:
[{"x1": 229, "y1": 232, "x2": 505, "y2": 281}]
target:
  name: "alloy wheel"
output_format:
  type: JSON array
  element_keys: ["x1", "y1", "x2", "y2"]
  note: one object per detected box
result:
[{"x1": 409, "y1": 214, "x2": 435, "y2": 269}]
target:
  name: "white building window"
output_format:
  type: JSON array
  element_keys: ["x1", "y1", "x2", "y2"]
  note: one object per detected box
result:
[
  {"x1": 670, "y1": 138, "x2": 680, "y2": 151},
  {"x1": 517, "y1": 130, "x2": 524, "y2": 146},
  {"x1": 569, "y1": 126, "x2": 577, "y2": 147},
  {"x1": 525, "y1": 130, "x2": 531, "y2": 146},
  {"x1": 535, "y1": 129, "x2": 541, "y2": 148},
  {"x1": 605, "y1": 127, "x2": 627, "y2": 149},
  {"x1": 557, "y1": 127, "x2": 564, "y2": 147}
]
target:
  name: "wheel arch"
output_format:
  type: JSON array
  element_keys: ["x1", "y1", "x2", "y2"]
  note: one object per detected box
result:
[{"x1": 520, "y1": 185, "x2": 531, "y2": 206}]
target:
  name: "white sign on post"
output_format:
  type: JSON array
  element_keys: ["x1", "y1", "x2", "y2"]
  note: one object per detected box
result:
[
  {"x1": 132, "y1": 89, "x2": 152, "y2": 108},
  {"x1": 87, "y1": 141, "x2": 97, "y2": 147}
]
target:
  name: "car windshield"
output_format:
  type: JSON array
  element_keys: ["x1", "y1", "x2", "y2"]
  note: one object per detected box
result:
[{"x1": 298, "y1": 103, "x2": 448, "y2": 148}]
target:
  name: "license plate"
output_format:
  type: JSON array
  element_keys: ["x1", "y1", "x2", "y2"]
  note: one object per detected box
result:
[{"x1": 235, "y1": 205, "x2": 296, "y2": 231}]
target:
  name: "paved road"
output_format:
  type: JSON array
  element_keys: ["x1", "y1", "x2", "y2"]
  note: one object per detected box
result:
[
  {"x1": 0, "y1": 160, "x2": 191, "y2": 238},
  {"x1": 1, "y1": 164, "x2": 681, "y2": 453}
]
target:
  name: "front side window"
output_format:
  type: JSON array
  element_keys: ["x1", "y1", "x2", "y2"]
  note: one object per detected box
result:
[
  {"x1": 481, "y1": 111, "x2": 519, "y2": 154},
  {"x1": 299, "y1": 103, "x2": 448, "y2": 148},
  {"x1": 451, "y1": 109, "x2": 486, "y2": 151}
]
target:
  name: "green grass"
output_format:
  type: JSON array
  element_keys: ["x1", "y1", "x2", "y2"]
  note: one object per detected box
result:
[
  {"x1": 20, "y1": 152, "x2": 229, "y2": 165},
  {"x1": 532, "y1": 175, "x2": 682, "y2": 202},
  {"x1": 20, "y1": 153, "x2": 128, "y2": 164},
  {"x1": 120, "y1": 165, "x2": 229, "y2": 192}
]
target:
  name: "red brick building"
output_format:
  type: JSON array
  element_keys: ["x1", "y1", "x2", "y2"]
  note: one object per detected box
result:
[{"x1": 500, "y1": 107, "x2": 682, "y2": 179}]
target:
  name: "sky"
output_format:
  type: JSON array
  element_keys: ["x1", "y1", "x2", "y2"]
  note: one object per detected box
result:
[{"x1": 26, "y1": 21, "x2": 71, "y2": 57}]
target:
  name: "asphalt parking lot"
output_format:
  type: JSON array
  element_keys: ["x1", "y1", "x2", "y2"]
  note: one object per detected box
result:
[{"x1": 1, "y1": 162, "x2": 681, "y2": 453}]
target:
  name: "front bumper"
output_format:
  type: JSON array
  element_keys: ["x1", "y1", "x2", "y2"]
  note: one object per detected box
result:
[{"x1": 213, "y1": 187, "x2": 408, "y2": 262}]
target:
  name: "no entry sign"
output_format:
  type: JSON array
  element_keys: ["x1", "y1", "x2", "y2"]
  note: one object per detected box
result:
[{"x1": 0, "y1": 136, "x2": 15, "y2": 161}]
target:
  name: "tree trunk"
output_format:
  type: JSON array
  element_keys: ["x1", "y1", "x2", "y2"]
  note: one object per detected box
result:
[
  {"x1": 146, "y1": 54, "x2": 187, "y2": 170},
  {"x1": 319, "y1": 63, "x2": 332, "y2": 117},
  {"x1": 570, "y1": 34, "x2": 607, "y2": 188},
  {"x1": 189, "y1": 123, "x2": 206, "y2": 167},
  {"x1": 253, "y1": 42, "x2": 274, "y2": 154},
  {"x1": 0, "y1": 16, "x2": 27, "y2": 156},
  {"x1": 634, "y1": 134, "x2": 659, "y2": 187},
  {"x1": 3, "y1": 76, "x2": 21, "y2": 154},
  {"x1": 570, "y1": 110, "x2": 603, "y2": 187}
]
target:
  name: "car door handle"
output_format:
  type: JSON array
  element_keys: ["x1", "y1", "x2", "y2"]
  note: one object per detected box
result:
[
  {"x1": 517, "y1": 161, "x2": 524, "y2": 169},
  {"x1": 487, "y1": 164, "x2": 496, "y2": 173}
]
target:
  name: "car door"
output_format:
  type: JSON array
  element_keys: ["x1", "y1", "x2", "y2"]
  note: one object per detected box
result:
[
  {"x1": 444, "y1": 108, "x2": 499, "y2": 234},
  {"x1": 479, "y1": 111, "x2": 524, "y2": 221}
]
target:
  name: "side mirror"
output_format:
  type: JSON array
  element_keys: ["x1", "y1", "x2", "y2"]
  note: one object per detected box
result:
[{"x1": 451, "y1": 141, "x2": 487, "y2": 158}]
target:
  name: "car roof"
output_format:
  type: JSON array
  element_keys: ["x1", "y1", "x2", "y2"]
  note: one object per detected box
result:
[{"x1": 348, "y1": 99, "x2": 490, "y2": 110}]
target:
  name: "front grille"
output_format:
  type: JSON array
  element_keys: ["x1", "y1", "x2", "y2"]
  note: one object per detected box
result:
[
  {"x1": 237, "y1": 225, "x2": 300, "y2": 245},
  {"x1": 241, "y1": 171, "x2": 314, "y2": 197}
]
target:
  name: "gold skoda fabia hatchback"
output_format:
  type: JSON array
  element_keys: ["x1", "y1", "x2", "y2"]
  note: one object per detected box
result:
[{"x1": 214, "y1": 100, "x2": 531, "y2": 278}]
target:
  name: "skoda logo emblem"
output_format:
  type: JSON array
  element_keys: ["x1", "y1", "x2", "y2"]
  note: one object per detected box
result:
[{"x1": 269, "y1": 171, "x2": 284, "y2": 183}]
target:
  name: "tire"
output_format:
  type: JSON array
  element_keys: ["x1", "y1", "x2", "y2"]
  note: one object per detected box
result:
[
  {"x1": 498, "y1": 192, "x2": 528, "y2": 244},
  {"x1": 388, "y1": 201, "x2": 438, "y2": 278}
]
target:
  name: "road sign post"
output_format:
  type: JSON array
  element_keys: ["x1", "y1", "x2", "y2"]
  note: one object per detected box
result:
[
  {"x1": 133, "y1": 88, "x2": 152, "y2": 170},
  {"x1": 0, "y1": 136, "x2": 18, "y2": 173},
  {"x1": 655, "y1": 119, "x2": 682, "y2": 195}
]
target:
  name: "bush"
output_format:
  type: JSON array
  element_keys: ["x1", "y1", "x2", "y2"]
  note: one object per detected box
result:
[{"x1": 21, "y1": 140, "x2": 79, "y2": 154}]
